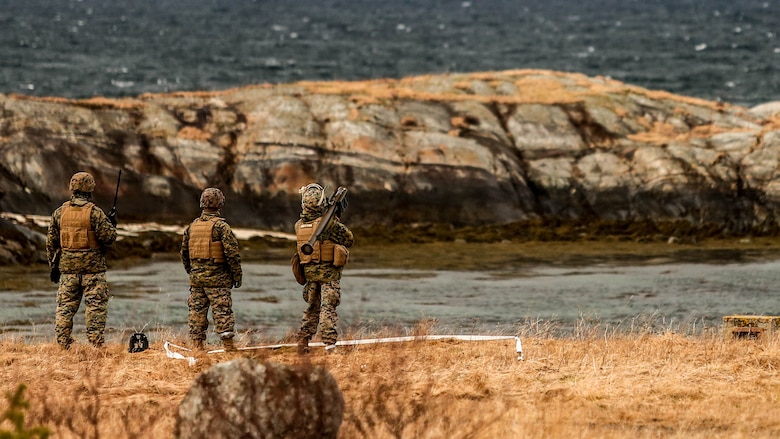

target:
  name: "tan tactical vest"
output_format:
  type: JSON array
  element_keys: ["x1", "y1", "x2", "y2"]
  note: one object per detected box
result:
[
  {"x1": 295, "y1": 218, "x2": 346, "y2": 265},
  {"x1": 189, "y1": 217, "x2": 225, "y2": 262},
  {"x1": 60, "y1": 202, "x2": 100, "y2": 250}
]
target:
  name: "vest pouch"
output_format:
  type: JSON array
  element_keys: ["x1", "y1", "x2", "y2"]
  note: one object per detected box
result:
[
  {"x1": 297, "y1": 243, "x2": 313, "y2": 264},
  {"x1": 62, "y1": 228, "x2": 90, "y2": 249},
  {"x1": 333, "y1": 244, "x2": 349, "y2": 267},
  {"x1": 320, "y1": 240, "x2": 335, "y2": 263},
  {"x1": 291, "y1": 252, "x2": 307, "y2": 285},
  {"x1": 298, "y1": 240, "x2": 321, "y2": 264}
]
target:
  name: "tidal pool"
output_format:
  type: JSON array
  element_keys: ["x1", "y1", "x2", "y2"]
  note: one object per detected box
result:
[{"x1": 2, "y1": 258, "x2": 779, "y2": 344}]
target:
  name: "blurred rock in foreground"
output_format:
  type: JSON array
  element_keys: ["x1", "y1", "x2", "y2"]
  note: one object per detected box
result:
[{"x1": 175, "y1": 358, "x2": 343, "y2": 439}]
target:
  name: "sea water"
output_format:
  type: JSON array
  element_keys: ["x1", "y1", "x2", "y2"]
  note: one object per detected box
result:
[
  {"x1": 1, "y1": 0, "x2": 777, "y2": 106},
  {"x1": 3, "y1": 259, "x2": 779, "y2": 343}
]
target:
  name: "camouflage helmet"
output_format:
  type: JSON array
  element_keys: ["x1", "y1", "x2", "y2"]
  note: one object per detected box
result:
[
  {"x1": 299, "y1": 183, "x2": 325, "y2": 210},
  {"x1": 69, "y1": 172, "x2": 96, "y2": 193},
  {"x1": 199, "y1": 187, "x2": 225, "y2": 209}
]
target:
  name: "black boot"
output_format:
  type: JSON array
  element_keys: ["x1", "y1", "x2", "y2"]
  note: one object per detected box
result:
[
  {"x1": 222, "y1": 338, "x2": 237, "y2": 352},
  {"x1": 297, "y1": 336, "x2": 310, "y2": 355}
]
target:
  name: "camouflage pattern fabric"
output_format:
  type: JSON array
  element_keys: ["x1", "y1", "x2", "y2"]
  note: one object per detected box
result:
[
  {"x1": 296, "y1": 199, "x2": 353, "y2": 345},
  {"x1": 55, "y1": 272, "x2": 109, "y2": 347},
  {"x1": 187, "y1": 286, "x2": 235, "y2": 342},
  {"x1": 47, "y1": 191, "x2": 116, "y2": 348},
  {"x1": 180, "y1": 212, "x2": 242, "y2": 288},
  {"x1": 68, "y1": 171, "x2": 96, "y2": 193},
  {"x1": 181, "y1": 211, "x2": 241, "y2": 342},
  {"x1": 46, "y1": 194, "x2": 117, "y2": 273},
  {"x1": 199, "y1": 187, "x2": 225, "y2": 209},
  {"x1": 297, "y1": 280, "x2": 341, "y2": 345},
  {"x1": 300, "y1": 183, "x2": 325, "y2": 211}
]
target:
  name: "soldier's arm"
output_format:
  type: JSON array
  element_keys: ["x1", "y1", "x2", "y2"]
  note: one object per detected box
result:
[
  {"x1": 180, "y1": 226, "x2": 191, "y2": 274},
  {"x1": 331, "y1": 221, "x2": 354, "y2": 248},
  {"x1": 46, "y1": 209, "x2": 61, "y2": 265},
  {"x1": 92, "y1": 208, "x2": 118, "y2": 246},
  {"x1": 218, "y1": 222, "x2": 242, "y2": 281}
]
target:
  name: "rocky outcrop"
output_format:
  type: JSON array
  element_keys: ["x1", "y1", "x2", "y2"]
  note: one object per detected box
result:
[
  {"x1": 1, "y1": 69, "x2": 779, "y2": 232},
  {"x1": 0, "y1": 216, "x2": 45, "y2": 265},
  {"x1": 175, "y1": 358, "x2": 343, "y2": 439}
]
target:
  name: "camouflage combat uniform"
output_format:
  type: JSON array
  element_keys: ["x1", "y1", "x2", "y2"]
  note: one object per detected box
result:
[
  {"x1": 180, "y1": 188, "x2": 242, "y2": 350},
  {"x1": 295, "y1": 184, "x2": 354, "y2": 351},
  {"x1": 46, "y1": 172, "x2": 117, "y2": 348}
]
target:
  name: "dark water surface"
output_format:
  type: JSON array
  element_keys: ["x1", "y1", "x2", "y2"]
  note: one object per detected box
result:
[
  {"x1": 2, "y1": 258, "x2": 779, "y2": 343},
  {"x1": 1, "y1": 0, "x2": 778, "y2": 106}
]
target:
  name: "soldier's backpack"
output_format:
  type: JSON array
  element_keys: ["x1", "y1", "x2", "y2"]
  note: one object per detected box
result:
[
  {"x1": 291, "y1": 252, "x2": 306, "y2": 285},
  {"x1": 128, "y1": 332, "x2": 149, "y2": 353}
]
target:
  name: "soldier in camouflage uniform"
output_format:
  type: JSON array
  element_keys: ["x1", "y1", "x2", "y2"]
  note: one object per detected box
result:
[
  {"x1": 295, "y1": 183, "x2": 354, "y2": 354},
  {"x1": 180, "y1": 188, "x2": 242, "y2": 351},
  {"x1": 46, "y1": 172, "x2": 118, "y2": 349}
]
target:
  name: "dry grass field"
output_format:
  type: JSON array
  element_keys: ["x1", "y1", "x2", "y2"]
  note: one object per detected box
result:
[
  {"x1": 3, "y1": 236, "x2": 780, "y2": 438},
  {"x1": 1, "y1": 322, "x2": 779, "y2": 439}
]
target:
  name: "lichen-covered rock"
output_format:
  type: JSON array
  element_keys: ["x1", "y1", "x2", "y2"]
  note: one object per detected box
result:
[
  {"x1": 1, "y1": 69, "x2": 779, "y2": 232},
  {"x1": 175, "y1": 358, "x2": 343, "y2": 439}
]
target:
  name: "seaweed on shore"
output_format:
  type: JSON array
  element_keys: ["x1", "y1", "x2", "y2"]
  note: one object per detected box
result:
[
  {"x1": 3, "y1": 218, "x2": 780, "y2": 269},
  {"x1": 351, "y1": 218, "x2": 780, "y2": 246}
]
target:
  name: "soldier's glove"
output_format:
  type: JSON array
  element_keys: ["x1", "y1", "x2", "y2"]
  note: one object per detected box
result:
[
  {"x1": 50, "y1": 266, "x2": 60, "y2": 284},
  {"x1": 232, "y1": 277, "x2": 242, "y2": 289},
  {"x1": 335, "y1": 195, "x2": 348, "y2": 218},
  {"x1": 107, "y1": 207, "x2": 118, "y2": 227}
]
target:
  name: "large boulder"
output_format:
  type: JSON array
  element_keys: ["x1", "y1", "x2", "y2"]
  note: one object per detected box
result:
[
  {"x1": 175, "y1": 358, "x2": 344, "y2": 439},
  {"x1": 1, "y1": 70, "x2": 778, "y2": 231},
  {"x1": 0, "y1": 216, "x2": 46, "y2": 265}
]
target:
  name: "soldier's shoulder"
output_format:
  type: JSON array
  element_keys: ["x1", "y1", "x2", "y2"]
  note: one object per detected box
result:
[
  {"x1": 52, "y1": 199, "x2": 73, "y2": 213},
  {"x1": 89, "y1": 203, "x2": 107, "y2": 215},
  {"x1": 214, "y1": 216, "x2": 231, "y2": 226},
  {"x1": 214, "y1": 218, "x2": 234, "y2": 232}
]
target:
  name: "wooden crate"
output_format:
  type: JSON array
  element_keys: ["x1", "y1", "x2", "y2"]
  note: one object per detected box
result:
[{"x1": 722, "y1": 315, "x2": 780, "y2": 339}]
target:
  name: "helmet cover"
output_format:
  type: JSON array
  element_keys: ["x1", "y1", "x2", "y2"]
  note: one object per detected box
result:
[
  {"x1": 299, "y1": 183, "x2": 326, "y2": 211},
  {"x1": 199, "y1": 187, "x2": 225, "y2": 209},
  {"x1": 69, "y1": 172, "x2": 96, "y2": 193}
]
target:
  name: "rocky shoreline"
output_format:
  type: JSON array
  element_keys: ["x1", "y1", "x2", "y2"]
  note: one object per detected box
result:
[
  {"x1": 1, "y1": 70, "x2": 779, "y2": 230},
  {"x1": 3, "y1": 211, "x2": 780, "y2": 268},
  {"x1": 2, "y1": 70, "x2": 780, "y2": 265}
]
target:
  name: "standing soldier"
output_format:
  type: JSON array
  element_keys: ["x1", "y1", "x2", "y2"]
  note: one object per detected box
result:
[
  {"x1": 295, "y1": 183, "x2": 354, "y2": 354},
  {"x1": 180, "y1": 187, "x2": 242, "y2": 351},
  {"x1": 46, "y1": 171, "x2": 118, "y2": 349}
]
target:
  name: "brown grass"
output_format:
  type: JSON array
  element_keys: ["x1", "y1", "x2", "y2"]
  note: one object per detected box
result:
[
  {"x1": 7, "y1": 94, "x2": 144, "y2": 110},
  {"x1": 2, "y1": 323, "x2": 779, "y2": 438},
  {"x1": 289, "y1": 68, "x2": 735, "y2": 112},
  {"x1": 6, "y1": 69, "x2": 745, "y2": 121},
  {"x1": 124, "y1": 68, "x2": 743, "y2": 113}
]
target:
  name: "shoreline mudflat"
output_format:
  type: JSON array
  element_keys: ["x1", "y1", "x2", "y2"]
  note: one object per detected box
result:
[
  {"x1": 5, "y1": 234, "x2": 780, "y2": 292},
  {"x1": 3, "y1": 236, "x2": 779, "y2": 345}
]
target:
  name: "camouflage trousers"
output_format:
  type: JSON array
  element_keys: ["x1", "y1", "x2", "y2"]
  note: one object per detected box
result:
[
  {"x1": 188, "y1": 286, "x2": 235, "y2": 342},
  {"x1": 297, "y1": 280, "x2": 341, "y2": 345},
  {"x1": 56, "y1": 272, "x2": 109, "y2": 347}
]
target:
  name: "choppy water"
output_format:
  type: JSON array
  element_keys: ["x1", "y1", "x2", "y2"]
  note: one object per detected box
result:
[
  {"x1": 3, "y1": 259, "x2": 779, "y2": 343},
  {"x1": 1, "y1": 0, "x2": 778, "y2": 106}
]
